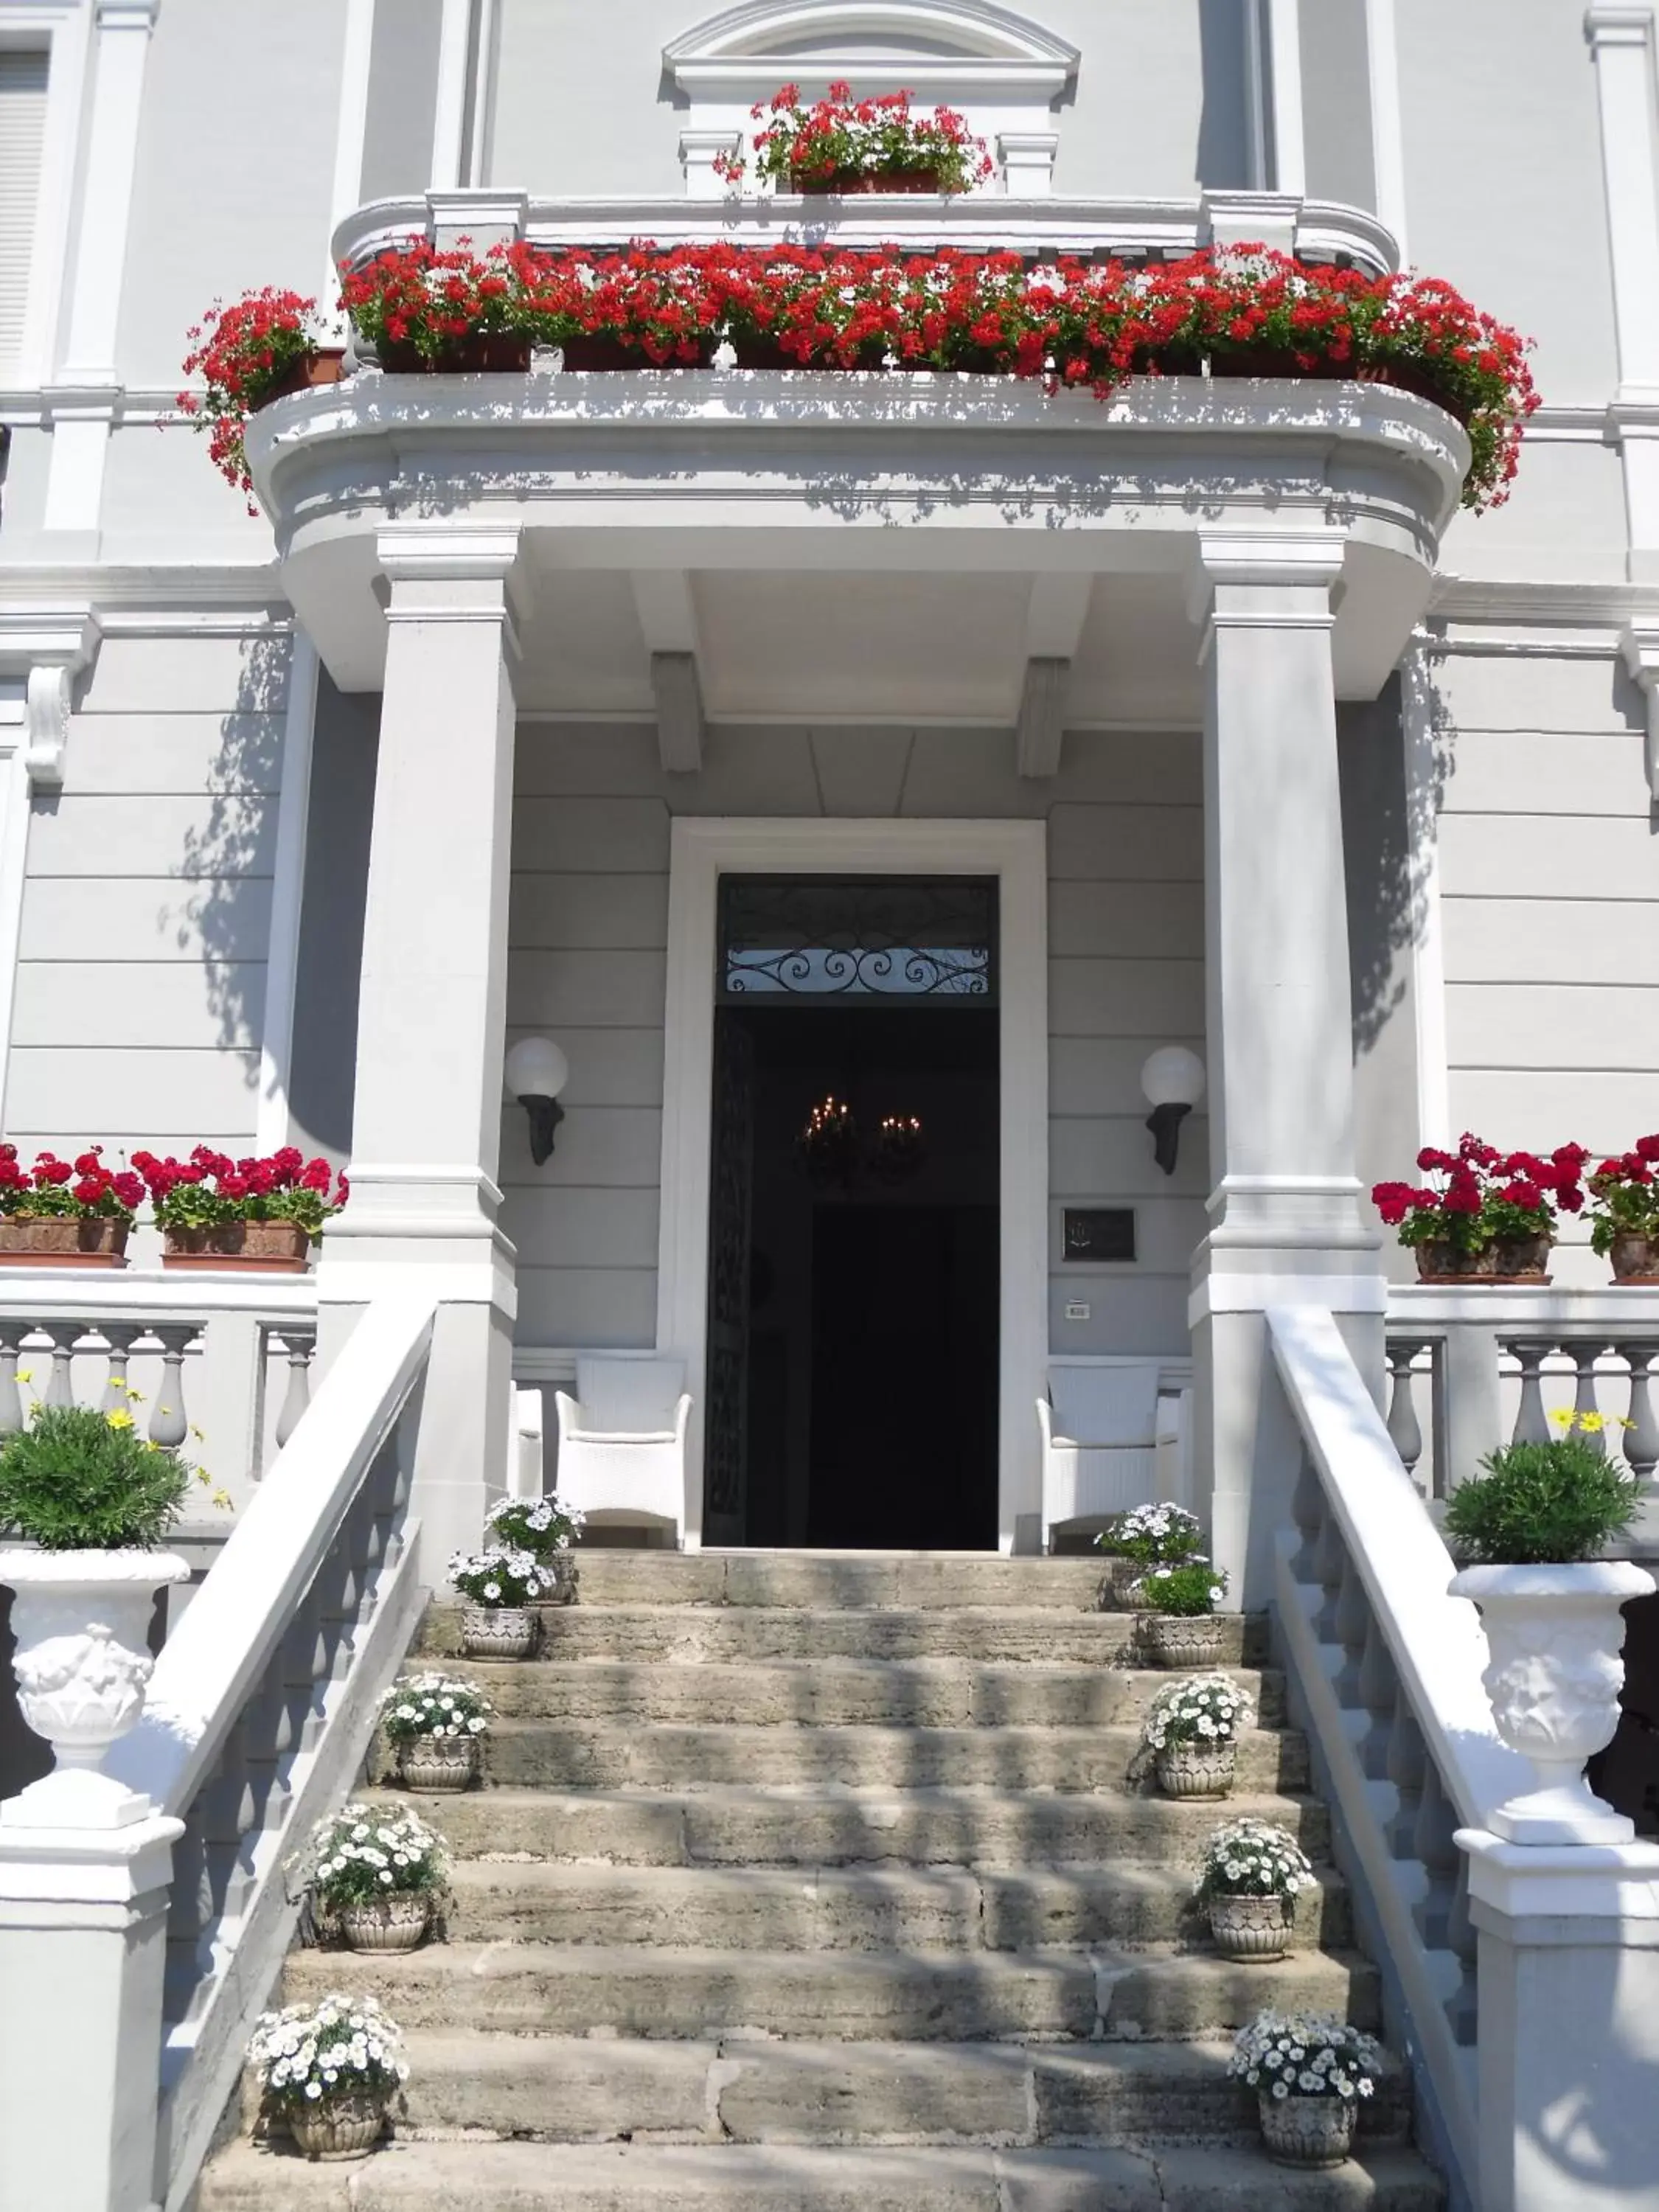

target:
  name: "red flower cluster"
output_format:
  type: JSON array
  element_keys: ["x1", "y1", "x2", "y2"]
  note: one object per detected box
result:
[
  {"x1": 1374, "y1": 1133, "x2": 1589, "y2": 1253},
  {"x1": 0, "y1": 1144, "x2": 142, "y2": 1222},
  {"x1": 713, "y1": 81, "x2": 993, "y2": 195},
  {"x1": 132, "y1": 1145, "x2": 347, "y2": 1236},
  {"x1": 326, "y1": 240, "x2": 1535, "y2": 509},
  {"x1": 1587, "y1": 1136, "x2": 1659, "y2": 1253},
  {"x1": 179, "y1": 288, "x2": 324, "y2": 504}
]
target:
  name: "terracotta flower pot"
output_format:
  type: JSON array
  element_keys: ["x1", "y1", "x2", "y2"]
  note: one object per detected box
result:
[
  {"x1": 0, "y1": 1217, "x2": 128, "y2": 1267},
  {"x1": 1610, "y1": 1230, "x2": 1659, "y2": 1283},
  {"x1": 288, "y1": 2088, "x2": 387, "y2": 2160},
  {"x1": 1259, "y1": 2091, "x2": 1356, "y2": 2168},
  {"x1": 161, "y1": 1220, "x2": 313, "y2": 1273},
  {"x1": 397, "y1": 1735, "x2": 481, "y2": 1793},
  {"x1": 1492, "y1": 1234, "x2": 1551, "y2": 1280},
  {"x1": 256, "y1": 348, "x2": 347, "y2": 408},
  {"x1": 1208, "y1": 1891, "x2": 1294, "y2": 1961},
  {"x1": 1141, "y1": 1613, "x2": 1229, "y2": 1669},
  {"x1": 1413, "y1": 1239, "x2": 1498, "y2": 1284},
  {"x1": 336, "y1": 1893, "x2": 431, "y2": 1953},
  {"x1": 379, "y1": 335, "x2": 532, "y2": 375},
  {"x1": 793, "y1": 168, "x2": 942, "y2": 195},
  {"x1": 1153, "y1": 1741, "x2": 1236, "y2": 1798},
  {"x1": 460, "y1": 1604, "x2": 538, "y2": 1659}
]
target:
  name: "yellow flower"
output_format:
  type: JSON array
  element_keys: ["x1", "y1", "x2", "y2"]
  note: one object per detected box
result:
[
  {"x1": 209, "y1": 1487, "x2": 232, "y2": 1511},
  {"x1": 190, "y1": 1425, "x2": 206, "y2": 1443},
  {"x1": 13, "y1": 1368, "x2": 31, "y2": 1386},
  {"x1": 1550, "y1": 1408, "x2": 1575, "y2": 1427},
  {"x1": 1579, "y1": 1411, "x2": 1607, "y2": 1433},
  {"x1": 105, "y1": 1409, "x2": 135, "y2": 1430},
  {"x1": 107, "y1": 1378, "x2": 131, "y2": 1394}
]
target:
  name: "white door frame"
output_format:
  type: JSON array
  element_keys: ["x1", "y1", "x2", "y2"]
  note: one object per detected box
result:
[{"x1": 655, "y1": 816, "x2": 1048, "y2": 1553}]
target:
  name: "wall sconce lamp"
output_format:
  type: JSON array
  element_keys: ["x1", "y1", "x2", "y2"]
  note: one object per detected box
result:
[
  {"x1": 506, "y1": 1036, "x2": 569, "y2": 1165},
  {"x1": 1140, "y1": 1047, "x2": 1206, "y2": 1176}
]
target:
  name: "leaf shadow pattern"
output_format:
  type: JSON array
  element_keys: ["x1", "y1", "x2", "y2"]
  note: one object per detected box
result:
[{"x1": 169, "y1": 629, "x2": 291, "y2": 1083}]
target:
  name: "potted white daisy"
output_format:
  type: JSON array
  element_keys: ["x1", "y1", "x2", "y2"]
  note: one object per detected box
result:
[
  {"x1": 380, "y1": 1673, "x2": 491, "y2": 1792},
  {"x1": 1095, "y1": 1501, "x2": 1205, "y2": 1608},
  {"x1": 1230, "y1": 2008, "x2": 1380, "y2": 2168},
  {"x1": 1136, "y1": 1558, "x2": 1231, "y2": 1667},
  {"x1": 292, "y1": 1801, "x2": 448, "y2": 1952},
  {"x1": 484, "y1": 1489, "x2": 584, "y2": 1602},
  {"x1": 448, "y1": 1543, "x2": 560, "y2": 1658},
  {"x1": 1140, "y1": 1673, "x2": 1253, "y2": 1798},
  {"x1": 1196, "y1": 1818, "x2": 1315, "y2": 1960},
  {"x1": 246, "y1": 1991, "x2": 408, "y2": 2160}
]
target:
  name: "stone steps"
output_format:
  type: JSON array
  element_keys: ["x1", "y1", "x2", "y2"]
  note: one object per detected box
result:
[
  {"x1": 306, "y1": 2031, "x2": 1413, "y2": 2147},
  {"x1": 479, "y1": 1717, "x2": 1309, "y2": 1792},
  {"x1": 198, "y1": 2138, "x2": 1445, "y2": 2210},
  {"x1": 566, "y1": 1554, "x2": 1119, "y2": 1610},
  {"x1": 370, "y1": 1781, "x2": 1333, "y2": 1865},
  {"x1": 439, "y1": 1656, "x2": 1284, "y2": 1728},
  {"x1": 438, "y1": 1857, "x2": 1352, "y2": 1951},
  {"x1": 281, "y1": 1940, "x2": 1381, "y2": 2042},
  {"x1": 420, "y1": 1602, "x2": 1263, "y2": 1666}
]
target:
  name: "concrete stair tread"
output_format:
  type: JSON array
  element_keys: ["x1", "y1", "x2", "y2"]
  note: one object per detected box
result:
[
  {"x1": 282, "y1": 1939, "x2": 1380, "y2": 2041},
  {"x1": 198, "y1": 2138, "x2": 1444, "y2": 2208}
]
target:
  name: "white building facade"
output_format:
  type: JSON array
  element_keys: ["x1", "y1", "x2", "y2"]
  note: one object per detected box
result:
[{"x1": 2, "y1": 7, "x2": 1659, "y2": 2209}]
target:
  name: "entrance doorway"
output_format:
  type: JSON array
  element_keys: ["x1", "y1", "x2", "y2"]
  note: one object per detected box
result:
[{"x1": 702, "y1": 878, "x2": 1001, "y2": 1549}]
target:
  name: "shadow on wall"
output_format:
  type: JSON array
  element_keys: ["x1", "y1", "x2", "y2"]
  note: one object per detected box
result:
[
  {"x1": 1196, "y1": 0, "x2": 1252, "y2": 189},
  {"x1": 1341, "y1": 661, "x2": 1450, "y2": 1060}
]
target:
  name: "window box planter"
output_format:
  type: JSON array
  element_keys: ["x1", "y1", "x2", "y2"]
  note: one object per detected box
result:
[
  {"x1": 558, "y1": 334, "x2": 719, "y2": 371},
  {"x1": 379, "y1": 335, "x2": 532, "y2": 375},
  {"x1": 0, "y1": 1218, "x2": 128, "y2": 1267},
  {"x1": 161, "y1": 1220, "x2": 313, "y2": 1273},
  {"x1": 793, "y1": 167, "x2": 942, "y2": 195},
  {"x1": 1413, "y1": 1234, "x2": 1551, "y2": 1284},
  {"x1": 254, "y1": 347, "x2": 347, "y2": 407}
]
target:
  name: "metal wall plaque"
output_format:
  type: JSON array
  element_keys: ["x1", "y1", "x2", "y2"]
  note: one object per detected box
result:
[{"x1": 1063, "y1": 1208, "x2": 1136, "y2": 1262}]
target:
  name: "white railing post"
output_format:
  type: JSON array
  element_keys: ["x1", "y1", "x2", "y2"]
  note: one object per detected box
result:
[
  {"x1": 1456, "y1": 1834, "x2": 1659, "y2": 2212},
  {"x1": 0, "y1": 1812, "x2": 182, "y2": 2212}
]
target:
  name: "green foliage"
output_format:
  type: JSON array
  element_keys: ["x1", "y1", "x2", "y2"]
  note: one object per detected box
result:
[
  {"x1": 1444, "y1": 1435, "x2": 1639, "y2": 1565},
  {"x1": 1138, "y1": 1559, "x2": 1229, "y2": 1615},
  {"x1": 0, "y1": 1402, "x2": 200, "y2": 1549}
]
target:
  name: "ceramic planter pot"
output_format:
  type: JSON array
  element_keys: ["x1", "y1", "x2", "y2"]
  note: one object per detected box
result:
[
  {"x1": 1449, "y1": 1559, "x2": 1655, "y2": 1842},
  {"x1": 161, "y1": 1220, "x2": 313, "y2": 1273},
  {"x1": 1153, "y1": 1741, "x2": 1236, "y2": 1798},
  {"x1": 0, "y1": 1217, "x2": 128, "y2": 1267},
  {"x1": 256, "y1": 348, "x2": 347, "y2": 407},
  {"x1": 1492, "y1": 1234, "x2": 1551, "y2": 1280},
  {"x1": 1096, "y1": 1557, "x2": 1152, "y2": 1611},
  {"x1": 1413, "y1": 1239, "x2": 1496, "y2": 1283},
  {"x1": 0, "y1": 1548, "x2": 189, "y2": 1823},
  {"x1": 1208, "y1": 1892, "x2": 1294, "y2": 1961},
  {"x1": 288, "y1": 2089, "x2": 387, "y2": 2160},
  {"x1": 336, "y1": 1893, "x2": 431, "y2": 1953},
  {"x1": 1142, "y1": 1613, "x2": 1228, "y2": 1669},
  {"x1": 397, "y1": 1735, "x2": 481, "y2": 1793},
  {"x1": 461, "y1": 1604, "x2": 538, "y2": 1659},
  {"x1": 1259, "y1": 2092, "x2": 1356, "y2": 2169},
  {"x1": 1610, "y1": 1231, "x2": 1659, "y2": 1284}
]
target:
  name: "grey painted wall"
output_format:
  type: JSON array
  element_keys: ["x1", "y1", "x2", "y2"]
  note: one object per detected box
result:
[
  {"x1": 361, "y1": 0, "x2": 447, "y2": 206},
  {"x1": 7, "y1": 634, "x2": 288, "y2": 1161},
  {"x1": 501, "y1": 720, "x2": 1208, "y2": 1362},
  {"x1": 1298, "y1": 0, "x2": 1375, "y2": 212},
  {"x1": 286, "y1": 672, "x2": 378, "y2": 1164}
]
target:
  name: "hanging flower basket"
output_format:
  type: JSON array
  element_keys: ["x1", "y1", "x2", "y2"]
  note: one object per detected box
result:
[{"x1": 161, "y1": 1220, "x2": 313, "y2": 1273}]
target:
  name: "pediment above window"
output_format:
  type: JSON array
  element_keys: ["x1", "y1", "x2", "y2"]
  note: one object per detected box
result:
[{"x1": 664, "y1": 0, "x2": 1079, "y2": 195}]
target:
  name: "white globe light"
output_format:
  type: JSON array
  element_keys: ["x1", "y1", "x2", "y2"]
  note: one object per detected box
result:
[
  {"x1": 1140, "y1": 1046, "x2": 1206, "y2": 1111},
  {"x1": 505, "y1": 1036, "x2": 569, "y2": 1102}
]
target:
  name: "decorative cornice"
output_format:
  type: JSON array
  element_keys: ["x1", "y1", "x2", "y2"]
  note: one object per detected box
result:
[
  {"x1": 0, "y1": 610, "x2": 100, "y2": 790},
  {"x1": 661, "y1": 0, "x2": 1080, "y2": 101},
  {"x1": 1585, "y1": 2, "x2": 1655, "y2": 49}
]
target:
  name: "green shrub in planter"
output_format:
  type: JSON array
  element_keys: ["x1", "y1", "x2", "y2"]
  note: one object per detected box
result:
[
  {"x1": 1444, "y1": 1434, "x2": 1638, "y2": 1565},
  {"x1": 0, "y1": 1400, "x2": 223, "y2": 1549},
  {"x1": 1136, "y1": 1559, "x2": 1228, "y2": 1615}
]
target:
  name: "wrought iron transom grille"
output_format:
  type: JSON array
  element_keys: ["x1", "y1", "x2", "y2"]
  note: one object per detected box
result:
[{"x1": 717, "y1": 875, "x2": 998, "y2": 1002}]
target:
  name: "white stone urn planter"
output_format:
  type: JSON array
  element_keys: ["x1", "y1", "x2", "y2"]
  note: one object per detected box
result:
[
  {"x1": 288, "y1": 2087, "x2": 387, "y2": 2160},
  {"x1": 460, "y1": 1604, "x2": 538, "y2": 1660},
  {"x1": 1259, "y1": 2091, "x2": 1356, "y2": 2168},
  {"x1": 1208, "y1": 1892, "x2": 1294, "y2": 1960},
  {"x1": 337, "y1": 1894, "x2": 431, "y2": 1952},
  {"x1": 0, "y1": 1548, "x2": 189, "y2": 1828},
  {"x1": 1449, "y1": 1559, "x2": 1656, "y2": 1843}
]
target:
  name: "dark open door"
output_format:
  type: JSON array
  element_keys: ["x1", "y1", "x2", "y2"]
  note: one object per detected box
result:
[{"x1": 703, "y1": 1009, "x2": 755, "y2": 1545}]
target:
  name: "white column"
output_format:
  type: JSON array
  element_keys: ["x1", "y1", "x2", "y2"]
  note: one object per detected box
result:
[
  {"x1": 1364, "y1": 0, "x2": 1410, "y2": 260},
  {"x1": 1400, "y1": 639, "x2": 1450, "y2": 1151},
  {"x1": 1458, "y1": 1831, "x2": 1659, "y2": 2212},
  {"x1": 430, "y1": 0, "x2": 473, "y2": 190},
  {"x1": 1265, "y1": 0, "x2": 1307, "y2": 197},
  {"x1": 317, "y1": 522, "x2": 524, "y2": 1575},
  {"x1": 44, "y1": 1, "x2": 160, "y2": 541},
  {"x1": 324, "y1": 0, "x2": 378, "y2": 301},
  {"x1": 1188, "y1": 534, "x2": 1385, "y2": 1607},
  {"x1": 1587, "y1": 5, "x2": 1659, "y2": 569},
  {"x1": 254, "y1": 632, "x2": 319, "y2": 1152}
]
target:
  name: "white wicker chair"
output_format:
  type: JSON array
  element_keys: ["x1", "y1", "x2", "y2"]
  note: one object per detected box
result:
[
  {"x1": 553, "y1": 1357, "x2": 692, "y2": 1543},
  {"x1": 1037, "y1": 1363, "x2": 1175, "y2": 1553}
]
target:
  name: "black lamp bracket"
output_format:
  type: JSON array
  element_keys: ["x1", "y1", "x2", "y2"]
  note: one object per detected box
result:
[
  {"x1": 521, "y1": 1094, "x2": 566, "y2": 1165},
  {"x1": 1144, "y1": 1099, "x2": 1192, "y2": 1177}
]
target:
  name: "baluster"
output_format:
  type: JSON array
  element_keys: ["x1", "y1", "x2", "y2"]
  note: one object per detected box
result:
[
  {"x1": 1412, "y1": 1763, "x2": 1461, "y2": 1950},
  {"x1": 336, "y1": 1482, "x2": 378, "y2": 1653},
  {"x1": 40, "y1": 1321, "x2": 78, "y2": 1408},
  {"x1": 278, "y1": 1584, "x2": 327, "y2": 1766},
  {"x1": 98, "y1": 1324, "x2": 143, "y2": 1412},
  {"x1": 163, "y1": 1806, "x2": 212, "y2": 2026},
  {"x1": 1571, "y1": 1340, "x2": 1610, "y2": 1455},
  {"x1": 1385, "y1": 1688, "x2": 1427, "y2": 1858},
  {"x1": 0, "y1": 1323, "x2": 24, "y2": 1434},
  {"x1": 1616, "y1": 1340, "x2": 1659, "y2": 1484},
  {"x1": 273, "y1": 1327, "x2": 316, "y2": 1453},
  {"x1": 1357, "y1": 1615, "x2": 1398, "y2": 1780},
  {"x1": 1311, "y1": 1512, "x2": 1346, "y2": 1644},
  {"x1": 1446, "y1": 1854, "x2": 1479, "y2": 2048},
  {"x1": 237, "y1": 1646, "x2": 290, "y2": 1842},
  {"x1": 1289, "y1": 1447, "x2": 1324, "y2": 1582},
  {"x1": 1332, "y1": 1554, "x2": 1369, "y2": 1706},
  {"x1": 383, "y1": 1413, "x2": 417, "y2": 1568},
  {"x1": 147, "y1": 1325, "x2": 198, "y2": 1449},
  {"x1": 1385, "y1": 1339, "x2": 1427, "y2": 1479},
  {"x1": 192, "y1": 1714, "x2": 251, "y2": 1964},
  {"x1": 1505, "y1": 1339, "x2": 1554, "y2": 1447}
]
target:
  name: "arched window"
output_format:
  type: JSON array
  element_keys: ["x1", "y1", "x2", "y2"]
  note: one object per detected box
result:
[{"x1": 664, "y1": 0, "x2": 1079, "y2": 196}]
